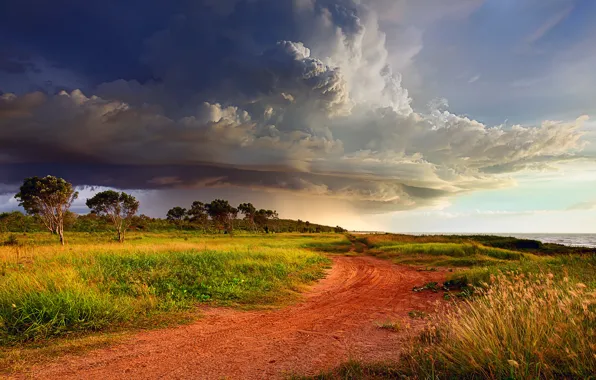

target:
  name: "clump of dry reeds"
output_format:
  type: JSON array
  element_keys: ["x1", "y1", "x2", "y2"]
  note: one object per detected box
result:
[{"x1": 406, "y1": 272, "x2": 596, "y2": 379}]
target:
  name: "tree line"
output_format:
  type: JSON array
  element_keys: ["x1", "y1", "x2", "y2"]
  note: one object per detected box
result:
[
  {"x1": 4, "y1": 176, "x2": 345, "y2": 244},
  {"x1": 166, "y1": 201, "x2": 279, "y2": 234}
]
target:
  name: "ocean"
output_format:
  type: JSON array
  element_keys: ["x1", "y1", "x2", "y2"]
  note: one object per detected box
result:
[
  {"x1": 354, "y1": 232, "x2": 596, "y2": 248},
  {"x1": 504, "y1": 234, "x2": 596, "y2": 248}
]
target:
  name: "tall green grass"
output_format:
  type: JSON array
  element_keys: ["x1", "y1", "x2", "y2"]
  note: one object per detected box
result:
[
  {"x1": 0, "y1": 234, "x2": 332, "y2": 344},
  {"x1": 450, "y1": 253, "x2": 596, "y2": 288},
  {"x1": 368, "y1": 241, "x2": 525, "y2": 268}
]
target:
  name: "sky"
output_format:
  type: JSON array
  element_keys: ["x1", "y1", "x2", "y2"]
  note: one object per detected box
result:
[{"x1": 0, "y1": 0, "x2": 595, "y2": 232}]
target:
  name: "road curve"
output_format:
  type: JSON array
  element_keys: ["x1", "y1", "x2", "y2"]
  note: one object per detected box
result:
[{"x1": 26, "y1": 256, "x2": 445, "y2": 379}]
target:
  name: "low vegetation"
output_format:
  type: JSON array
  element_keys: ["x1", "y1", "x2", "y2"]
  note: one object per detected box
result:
[
  {"x1": 375, "y1": 320, "x2": 401, "y2": 332},
  {"x1": 304, "y1": 233, "x2": 596, "y2": 379},
  {"x1": 2, "y1": 224, "x2": 595, "y2": 378},
  {"x1": 0, "y1": 233, "x2": 334, "y2": 345},
  {"x1": 404, "y1": 272, "x2": 596, "y2": 379}
]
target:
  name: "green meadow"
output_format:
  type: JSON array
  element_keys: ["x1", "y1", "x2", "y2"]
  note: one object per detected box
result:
[
  {"x1": 2, "y1": 231, "x2": 595, "y2": 378},
  {"x1": 0, "y1": 233, "x2": 339, "y2": 345}
]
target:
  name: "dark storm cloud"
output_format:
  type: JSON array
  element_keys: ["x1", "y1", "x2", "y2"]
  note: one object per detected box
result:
[
  {"x1": 0, "y1": 0, "x2": 589, "y2": 213},
  {"x1": 0, "y1": 53, "x2": 38, "y2": 75},
  {"x1": 0, "y1": 0, "x2": 179, "y2": 84},
  {"x1": 0, "y1": 163, "x2": 448, "y2": 212}
]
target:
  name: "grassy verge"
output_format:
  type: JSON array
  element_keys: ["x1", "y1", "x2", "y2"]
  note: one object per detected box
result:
[
  {"x1": 0, "y1": 233, "x2": 335, "y2": 346},
  {"x1": 0, "y1": 331, "x2": 131, "y2": 374},
  {"x1": 303, "y1": 273, "x2": 596, "y2": 379},
  {"x1": 303, "y1": 234, "x2": 596, "y2": 379},
  {"x1": 364, "y1": 234, "x2": 532, "y2": 268}
]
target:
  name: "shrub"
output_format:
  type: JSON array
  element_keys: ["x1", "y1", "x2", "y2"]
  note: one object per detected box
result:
[{"x1": 3, "y1": 234, "x2": 19, "y2": 246}]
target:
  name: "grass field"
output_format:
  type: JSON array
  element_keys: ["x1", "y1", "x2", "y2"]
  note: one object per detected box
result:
[
  {"x1": 2, "y1": 231, "x2": 596, "y2": 378},
  {"x1": 304, "y1": 234, "x2": 596, "y2": 379},
  {"x1": 0, "y1": 232, "x2": 342, "y2": 345},
  {"x1": 362, "y1": 234, "x2": 596, "y2": 287}
]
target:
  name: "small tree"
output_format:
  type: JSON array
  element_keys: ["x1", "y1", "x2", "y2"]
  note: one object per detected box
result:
[
  {"x1": 86, "y1": 190, "x2": 139, "y2": 243},
  {"x1": 166, "y1": 207, "x2": 187, "y2": 222},
  {"x1": 206, "y1": 199, "x2": 238, "y2": 235},
  {"x1": 188, "y1": 201, "x2": 208, "y2": 230},
  {"x1": 15, "y1": 176, "x2": 78, "y2": 245},
  {"x1": 255, "y1": 209, "x2": 278, "y2": 233},
  {"x1": 238, "y1": 203, "x2": 257, "y2": 231}
]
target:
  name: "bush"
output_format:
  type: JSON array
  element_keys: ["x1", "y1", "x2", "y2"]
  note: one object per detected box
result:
[{"x1": 3, "y1": 234, "x2": 19, "y2": 246}]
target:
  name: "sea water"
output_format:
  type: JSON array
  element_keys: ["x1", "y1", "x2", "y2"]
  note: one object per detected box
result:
[{"x1": 505, "y1": 234, "x2": 596, "y2": 248}]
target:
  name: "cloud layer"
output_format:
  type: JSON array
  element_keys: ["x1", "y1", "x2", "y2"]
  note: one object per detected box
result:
[{"x1": 0, "y1": 0, "x2": 589, "y2": 213}]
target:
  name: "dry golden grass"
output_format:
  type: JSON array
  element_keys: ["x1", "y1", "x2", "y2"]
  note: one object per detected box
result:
[{"x1": 406, "y1": 272, "x2": 596, "y2": 379}]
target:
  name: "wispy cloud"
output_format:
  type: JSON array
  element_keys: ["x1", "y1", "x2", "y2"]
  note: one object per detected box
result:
[
  {"x1": 468, "y1": 74, "x2": 480, "y2": 84},
  {"x1": 567, "y1": 201, "x2": 596, "y2": 211},
  {"x1": 525, "y1": 5, "x2": 574, "y2": 44}
]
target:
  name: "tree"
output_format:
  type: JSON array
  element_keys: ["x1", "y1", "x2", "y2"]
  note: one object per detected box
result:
[
  {"x1": 238, "y1": 203, "x2": 257, "y2": 231},
  {"x1": 205, "y1": 199, "x2": 238, "y2": 235},
  {"x1": 86, "y1": 190, "x2": 139, "y2": 243},
  {"x1": 0, "y1": 211, "x2": 33, "y2": 233},
  {"x1": 166, "y1": 207, "x2": 187, "y2": 222},
  {"x1": 15, "y1": 176, "x2": 78, "y2": 245},
  {"x1": 255, "y1": 209, "x2": 278, "y2": 232},
  {"x1": 334, "y1": 225, "x2": 346, "y2": 233},
  {"x1": 188, "y1": 201, "x2": 208, "y2": 230}
]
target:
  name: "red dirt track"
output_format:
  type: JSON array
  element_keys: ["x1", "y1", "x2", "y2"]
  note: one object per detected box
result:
[{"x1": 27, "y1": 256, "x2": 445, "y2": 379}]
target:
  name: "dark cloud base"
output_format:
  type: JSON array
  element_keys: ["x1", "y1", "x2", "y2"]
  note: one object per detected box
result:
[
  {"x1": 0, "y1": 163, "x2": 453, "y2": 213},
  {"x1": 0, "y1": 0, "x2": 588, "y2": 215}
]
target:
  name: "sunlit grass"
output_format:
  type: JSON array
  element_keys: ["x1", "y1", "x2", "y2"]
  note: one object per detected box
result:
[
  {"x1": 304, "y1": 273, "x2": 596, "y2": 380},
  {"x1": 0, "y1": 232, "x2": 337, "y2": 344},
  {"x1": 303, "y1": 234, "x2": 596, "y2": 379},
  {"x1": 405, "y1": 272, "x2": 596, "y2": 379},
  {"x1": 366, "y1": 239, "x2": 527, "y2": 268}
]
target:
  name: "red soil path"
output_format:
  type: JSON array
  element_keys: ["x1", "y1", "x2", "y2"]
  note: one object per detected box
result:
[{"x1": 26, "y1": 256, "x2": 445, "y2": 379}]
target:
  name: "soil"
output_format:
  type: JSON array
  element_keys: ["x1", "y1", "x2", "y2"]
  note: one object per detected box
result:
[{"x1": 23, "y1": 256, "x2": 446, "y2": 379}]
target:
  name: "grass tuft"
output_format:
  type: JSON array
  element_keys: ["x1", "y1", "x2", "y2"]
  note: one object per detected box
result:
[
  {"x1": 375, "y1": 320, "x2": 401, "y2": 332},
  {"x1": 405, "y1": 272, "x2": 596, "y2": 379}
]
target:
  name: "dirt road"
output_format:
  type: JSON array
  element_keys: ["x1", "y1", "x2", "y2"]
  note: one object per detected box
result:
[{"x1": 27, "y1": 256, "x2": 445, "y2": 379}]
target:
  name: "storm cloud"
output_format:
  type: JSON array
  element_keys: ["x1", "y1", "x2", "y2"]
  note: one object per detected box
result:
[{"x1": 0, "y1": 0, "x2": 589, "y2": 214}]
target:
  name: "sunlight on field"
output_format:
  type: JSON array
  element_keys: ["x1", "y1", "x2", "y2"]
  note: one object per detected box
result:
[
  {"x1": 405, "y1": 273, "x2": 596, "y2": 379},
  {"x1": 0, "y1": 233, "x2": 341, "y2": 344},
  {"x1": 3, "y1": 231, "x2": 596, "y2": 379},
  {"x1": 302, "y1": 234, "x2": 596, "y2": 380}
]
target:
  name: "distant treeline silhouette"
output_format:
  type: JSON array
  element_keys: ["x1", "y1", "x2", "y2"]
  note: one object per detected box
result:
[{"x1": 2, "y1": 176, "x2": 345, "y2": 244}]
